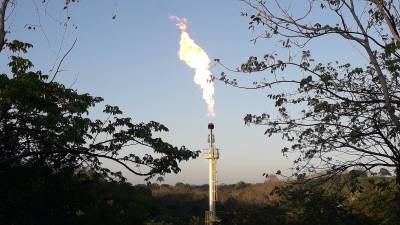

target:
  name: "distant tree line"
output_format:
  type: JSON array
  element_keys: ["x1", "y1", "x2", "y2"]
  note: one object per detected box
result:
[{"x1": 149, "y1": 172, "x2": 399, "y2": 225}]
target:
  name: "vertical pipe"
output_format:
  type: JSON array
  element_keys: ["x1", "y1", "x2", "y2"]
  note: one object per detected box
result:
[
  {"x1": 209, "y1": 157, "x2": 214, "y2": 212},
  {"x1": 209, "y1": 128, "x2": 216, "y2": 214}
]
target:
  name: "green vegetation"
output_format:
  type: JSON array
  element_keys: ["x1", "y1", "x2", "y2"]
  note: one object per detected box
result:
[
  {"x1": 148, "y1": 174, "x2": 399, "y2": 225},
  {"x1": 0, "y1": 41, "x2": 198, "y2": 180},
  {"x1": 1, "y1": 165, "x2": 156, "y2": 225},
  {"x1": 0, "y1": 3, "x2": 199, "y2": 224},
  {"x1": 217, "y1": 0, "x2": 400, "y2": 181},
  {"x1": 3, "y1": 167, "x2": 399, "y2": 225},
  {"x1": 1, "y1": 1, "x2": 400, "y2": 224}
]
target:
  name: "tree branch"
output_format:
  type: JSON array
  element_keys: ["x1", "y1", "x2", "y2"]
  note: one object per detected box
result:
[
  {"x1": 49, "y1": 38, "x2": 77, "y2": 83},
  {"x1": 0, "y1": 149, "x2": 152, "y2": 176}
]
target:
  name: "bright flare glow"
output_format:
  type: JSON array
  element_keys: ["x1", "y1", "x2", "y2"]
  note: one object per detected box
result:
[{"x1": 171, "y1": 16, "x2": 215, "y2": 117}]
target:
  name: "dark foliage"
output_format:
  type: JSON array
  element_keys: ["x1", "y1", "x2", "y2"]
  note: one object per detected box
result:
[
  {"x1": 217, "y1": 0, "x2": 400, "y2": 183},
  {"x1": 0, "y1": 41, "x2": 199, "y2": 181},
  {"x1": 148, "y1": 175, "x2": 399, "y2": 225},
  {"x1": 0, "y1": 165, "x2": 156, "y2": 225}
]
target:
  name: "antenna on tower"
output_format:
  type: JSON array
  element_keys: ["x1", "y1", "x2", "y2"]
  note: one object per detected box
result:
[{"x1": 204, "y1": 123, "x2": 220, "y2": 225}]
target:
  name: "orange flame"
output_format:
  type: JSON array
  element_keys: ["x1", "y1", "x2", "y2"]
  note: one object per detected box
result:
[{"x1": 171, "y1": 16, "x2": 215, "y2": 117}]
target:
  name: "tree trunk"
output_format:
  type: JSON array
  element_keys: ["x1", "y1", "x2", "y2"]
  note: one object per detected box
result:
[
  {"x1": 396, "y1": 165, "x2": 400, "y2": 208},
  {"x1": 371, "y1": 0, "x2": 400, "y2": 43},
  {"x1": 0, "y1": 0, "x2": 10, "y2": 53}
]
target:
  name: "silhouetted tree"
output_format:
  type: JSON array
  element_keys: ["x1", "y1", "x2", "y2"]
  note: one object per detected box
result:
[
  {"x1": 217, "y1": 0, "x2": 400, "y2": 183},
  {"x1": 0, "y1": 40, "x2": 198, "y2": 180},
  {"x1": 0, "y1": 1, "x2": 200, "y2": 224}
]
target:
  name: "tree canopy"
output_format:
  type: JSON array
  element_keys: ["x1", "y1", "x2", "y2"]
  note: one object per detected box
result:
[
  {"x1": 0, "y1": 0, "x2": 199, "y2": 181},
  {"x1": 0, "y1": 1, "x2": 199, "y2": 224},
  {"x1": 0, "y1": 40, "x2": 198, "y2": 181},
  {"x1": 217, "y1": 0, "x2": 400, "y2": 182}
]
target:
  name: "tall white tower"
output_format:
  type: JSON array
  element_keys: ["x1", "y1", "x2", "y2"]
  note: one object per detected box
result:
[{"x1": 204, "y1": 123, "x2": 220, "y2": 225}]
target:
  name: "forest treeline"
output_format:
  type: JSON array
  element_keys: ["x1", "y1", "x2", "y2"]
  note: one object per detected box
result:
[
  {"x1": 2, "y1": 167, "x2": 399, "y2": 225},
  {"x1": 151, "y1": 173, "x2": 400, "y2": 225}
]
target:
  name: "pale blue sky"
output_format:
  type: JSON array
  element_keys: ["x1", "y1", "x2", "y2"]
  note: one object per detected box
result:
[{"x1": 1, "y1": 0, "x2": 368, "y2": 184}]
